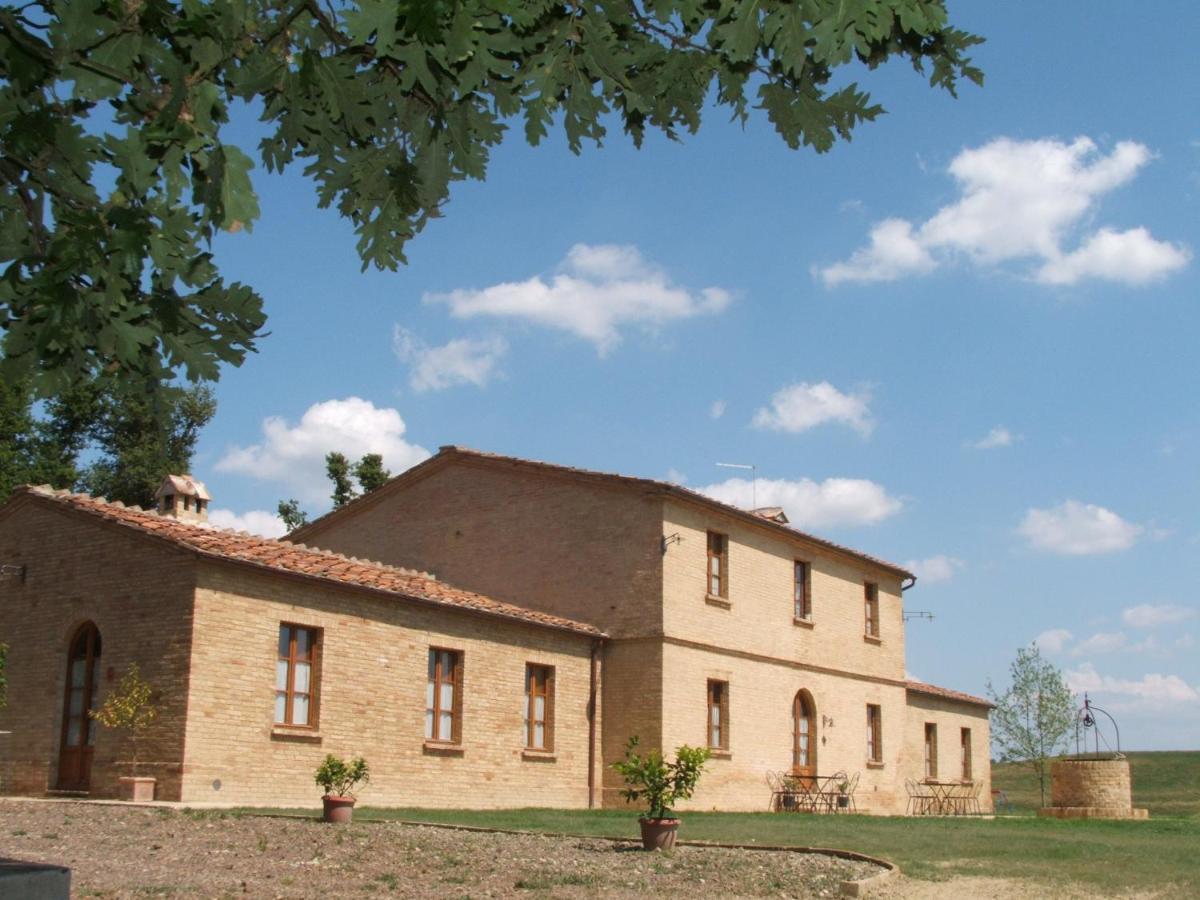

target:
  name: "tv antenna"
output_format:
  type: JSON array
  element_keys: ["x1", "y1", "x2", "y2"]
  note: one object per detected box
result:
[
  {"x1": 903, "y1": 611, "x2": 934, "y2": 623},
  {"x1": 716, "y1": 462, "x2": 756, "y2": 508}
]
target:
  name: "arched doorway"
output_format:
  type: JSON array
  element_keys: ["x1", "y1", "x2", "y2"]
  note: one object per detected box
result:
[
  {"x1": 791, "y1": 690, "x2": 817, "y2": 778},
  {"x1": 58, "y1": 622, "x2": 102, "y2": 790}
]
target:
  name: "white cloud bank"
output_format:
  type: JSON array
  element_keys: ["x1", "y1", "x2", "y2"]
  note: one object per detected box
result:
[
  {"x1": 1071, "y1": 631, "x2": 1128, "y2": 656},
  {"x1": 1035, "y1": 628, "x2": 1074, "y2": 654},
  {"x1": 818, "y1": 137, "x2": 1190, "y2": 287},
  {"x1": 1067, "y1": 662, "x2": 1199, "y2": 705},
  {"x1": 1122, "y1": 603, "x2": 1197, "y2": 628},
  {"x1": 207, "y1": 508, "x2": 288, "y2": 539},
  {"x1": 698, "y1": 476, "x2": 901, "y2": 529},
  {"x1": 903, "y1": 555, "x2": 963, "y2": 584},
  {"x1": 424, "y1": 243, "x2": 732, "y2": 355},
  {"x1": 970, "y1": 426, "x2": 1018, "y2": 450},
  {"x1": 752, "y1": 381, "x2": 873, "y2": 436},
  {"x1": 393, "y1": 328, "x2": 507, "y2": 392},
  {"x1": 217, "y1": 397, "x2": 430, "y2": 505},
  {"x1": 1018, "y1": 500, "x2": 1142, "y2": 555}
]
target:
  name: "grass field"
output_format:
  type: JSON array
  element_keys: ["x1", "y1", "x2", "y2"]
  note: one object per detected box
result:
[{"x1": 244, "y1": 751, "x2": 1199, "y2": 896}]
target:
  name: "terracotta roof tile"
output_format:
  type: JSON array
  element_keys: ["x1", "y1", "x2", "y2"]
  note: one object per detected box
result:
[
  {"x1": 905, "y1": 680, "x2": 993, "y2": 709},
  {"x1": 13, "y1": 486, "x2": 603, "y2": 639}
]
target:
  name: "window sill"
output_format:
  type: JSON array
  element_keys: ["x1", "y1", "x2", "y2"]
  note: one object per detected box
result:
[
  {"x1": 863, "y1": 634, "x2": 882, "y2": 645},
  {"x1": 423, "y1": 741, "x2": 465, "y2": 757},
  {"x1": 521, "y1": 749, "x2": 557, "y2": 762},
  {"x1": 271, "y1": 726, "x2": 322, "y2": 743},
  {"x1": 707, "y1": 749, "x2": 732, "y2": 760},
  {"x1": 704, "y1": 593, "x2": 731, "y2": 609},
  {"x1": 866, "y1": 760, "x2": 885, "y2": 769},
  {"x1": 793, "y1": 617, "x2": 815, "y2": 629}
]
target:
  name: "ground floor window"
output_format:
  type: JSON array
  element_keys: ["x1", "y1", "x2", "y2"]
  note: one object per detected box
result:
[
  {"x1": 961, "y1": 727, "x2": 973, "y2": 781},
  {"x1": 866, "y1": 704, "x2": 882, "y2": 763},
  {"x1": 275, "y1": 624, "x2": 318, "y2": 727},
  {"x1": 426, "y1": 649, "x2": 463, "y2": 743},
  {"x1": 525, "y1": 664, "x2": 554, "y2": 750},
  {"x1": 707, "y1": 680, "x2": 729, "y2": 751},
  {"x1": 924, "y1": 723, "x2": 938, "y2": 779}
]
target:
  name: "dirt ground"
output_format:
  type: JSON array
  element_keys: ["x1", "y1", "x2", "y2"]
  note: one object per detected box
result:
[{"x1": 1, "y1": 801, "x2": 884, "y2": 898}]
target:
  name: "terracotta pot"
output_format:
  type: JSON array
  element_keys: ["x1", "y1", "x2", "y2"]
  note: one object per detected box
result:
[
  {"x1": 322, "y1": 795, "x2": 356, "y2": 824},
  {"x1": 638, "y1": 817, "x2": 680, "y2": 851},
  {"x1": 119, "y1": 776, "x2": 156, "y2": 802}
]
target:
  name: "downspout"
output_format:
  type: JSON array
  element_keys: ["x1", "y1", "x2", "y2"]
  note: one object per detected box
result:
[{"x1": 587, "y1": 636, "x2": 604, "y2": 809}]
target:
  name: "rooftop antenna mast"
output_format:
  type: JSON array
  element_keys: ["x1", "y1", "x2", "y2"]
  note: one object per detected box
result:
[{"x1": 716, "y1": 462, "x2": 756, "y2": 509}]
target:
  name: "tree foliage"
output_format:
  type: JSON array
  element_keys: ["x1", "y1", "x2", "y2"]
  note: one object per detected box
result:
[
  {"x1": 611, "y1": 735, "x2": 710, "y2": 819},
  {"x1": 0, "y1": 376, "x2": 216, "y2": 506},
  {"x1": 90, "y1": 661, "x2": 159, "y2": 775},
  {"x1": 0, "y1": 0, "x2": 983, "y2": 392},
  {"x1": 276, "y1": 496, "x2": 308, "y2": 531},
  {"x1": 987, "y1": 644, "x2": 1076, "y2": 808},
  {"x1": 314, "y1": 753, "x2": 370, "y2": 798}
]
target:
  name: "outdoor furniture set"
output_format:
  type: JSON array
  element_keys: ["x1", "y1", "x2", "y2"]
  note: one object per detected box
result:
[
  {"x1": 767, "y1": 770, "x2": 859, "y2": 813},
  {"x1": 904, "y1": 778, "x2": 983, "y2": 815}
]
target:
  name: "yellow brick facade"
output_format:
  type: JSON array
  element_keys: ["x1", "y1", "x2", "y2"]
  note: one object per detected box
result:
[{"x1": 299, "y1": 451, "x2": 993, "y2": 815}]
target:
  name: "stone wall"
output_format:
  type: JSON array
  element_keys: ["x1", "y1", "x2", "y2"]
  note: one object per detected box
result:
[{"x1": 1049, "y1": 757, "x2": 1132, "y2": 810}]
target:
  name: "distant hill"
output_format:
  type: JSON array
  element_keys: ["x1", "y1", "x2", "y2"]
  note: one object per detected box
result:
[{"x1": 992, "y1": 750, "x2": 1200, "y2": 817}]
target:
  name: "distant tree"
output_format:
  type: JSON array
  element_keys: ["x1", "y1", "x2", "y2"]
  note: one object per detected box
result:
[
  {"x1": 79, "y1": 383, "x2": 217, "y2": 508},
  {"x1": 987, "y1": 644, "x2": 1076, "y2": 807},
  {"x1": 0, "y1": 1, "x2": 984, "y2": 392},
  {"x1": 325, "y1": 452, "x2": 356, "y2": 508},
  {"x1": 353, "y1": 454, "x2": 391, "y2": 494},
  {"x1": 0, "y1": 377, "x2": 97, "y2": 499},
  {"x1": 277, "y1": 499, "x2": 309, "y2": 533}
]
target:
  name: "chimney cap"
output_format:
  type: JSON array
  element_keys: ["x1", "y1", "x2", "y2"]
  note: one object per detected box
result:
[{"x1": 154, "y1": 474, "x2": 212, "y2": 502}]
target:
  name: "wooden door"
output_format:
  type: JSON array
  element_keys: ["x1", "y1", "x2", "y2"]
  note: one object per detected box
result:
[
  {"x1": 791, "y1": 690, "x2": 817, "y2": 778},
  {"x1": 57, "y1": 623, "x2": 101, "y2": 790}
]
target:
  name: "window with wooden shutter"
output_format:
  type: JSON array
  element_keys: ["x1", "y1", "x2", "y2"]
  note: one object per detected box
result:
[
  {"x1": 426, "y1": 648, "x2": 463, "y2": 743},
  {"x1": 707, "y1": 531, "x2": 728, "y2": 598},
  {"x1": 794, "y1": 560, "x2": 811, "y2": 620},
  {"x1": 525, "y1": 664, "x2": 554, "y2": 751},
  {"x1": 707, "y1": 680, "x2": 729, "y2": 751},
  {"x1": 961, "y1": 727, "x2": 973, "y2": 781},
  {"x1": 924, "y1": 723, "x2": 938, "y2": 779},
  {"x1": 275, "y1": 624, "x2": 319, "y2": 728},
  {"x1": 866, "y1": 704, "x2": 882, "y2": 763},
  {"x1": 864, "y1": 582, "x2": 880, "y2": 638}
]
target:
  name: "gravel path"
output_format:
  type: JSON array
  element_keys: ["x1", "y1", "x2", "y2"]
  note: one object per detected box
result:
[{"x1": 0, "y1": 801, "x2": 883, "y2": 898}]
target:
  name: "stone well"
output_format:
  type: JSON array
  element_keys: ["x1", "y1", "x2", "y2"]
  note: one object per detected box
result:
[{"x1": 1038, "y1": 756, "x2": 1148, "y2": 820}]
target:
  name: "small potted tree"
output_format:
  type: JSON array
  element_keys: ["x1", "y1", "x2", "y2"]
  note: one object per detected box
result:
[
  {"x1": 314, "y1": 754, "x2": 369, "y2": 823},
  {"x1": 90, "y1": 663, "x2": 159, "y2": 801},
  {"x1": 612, "y1": 736, "x2": 709, "y2": 850}
]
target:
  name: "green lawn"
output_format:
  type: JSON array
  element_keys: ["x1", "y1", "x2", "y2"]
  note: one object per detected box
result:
[{"x1": 237, "y1": 751, "x2": 1199, "y2": 896}]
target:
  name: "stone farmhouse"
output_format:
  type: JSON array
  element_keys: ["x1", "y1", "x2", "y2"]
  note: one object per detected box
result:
[{"x1": 0, "y1": 446, "x2": 991, "y2": 813}]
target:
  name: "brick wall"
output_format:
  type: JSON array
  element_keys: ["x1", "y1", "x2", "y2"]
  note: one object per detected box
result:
[
  {"x1": 661, "y1": 500, "x2": 907, "y2": 682},
  {"x1": 1049, "y1": 758, "x2": 1131, "y2": 810},
  {"x1": 297, "y1": 460, "x2": 665, "y2": 640},
  {"x1": 0, "y1": 500, "x2": 195, "y2": 800},
  {"x1": 183, "y1": 562, "x2": 599, "y2": 808},
  {"x1": 902, "y1": 692, "x2": 993, "y2": 812}
]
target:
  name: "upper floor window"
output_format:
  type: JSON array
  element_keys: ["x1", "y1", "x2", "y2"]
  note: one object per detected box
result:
[
  {"x1": 426, "y1": 648, "x2": 462, "y2": 743},
  {"x1": 864, "y1": 582, "x2": 880, "y2": 637},
  {"x1": 524, "y1": 664, "x2": 554, "y2": 751},
  {"x1": 961, "y1": 728, "x2": 973, "y2": 781},
  {"x1": 866, "y1": 704, "x2": 882, "y2": 763},
  {"x1": 707, "y1": 531, "x2": 728, "y2": 598},
  {"x1": 794, "y1": 560, "x2": 811, "y2": 620},
  {"x1": 924, "y1": 723, "x2": 938, "y2": 779},
  {"x1": 276, "y1": 624, "x2": 319, "y2": 727},
  {"x1": 707, "y1": 680, "x2": 729, "y2": 751}
]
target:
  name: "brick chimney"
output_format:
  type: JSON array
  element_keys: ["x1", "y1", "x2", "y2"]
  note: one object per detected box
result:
[{"x1": 154, "y1": 475, "x2": 211, "y2": 522}]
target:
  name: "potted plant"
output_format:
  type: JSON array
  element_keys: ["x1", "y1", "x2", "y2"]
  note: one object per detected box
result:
[
  {"x1": 836, "y1": 778, "x2": 851, "y2": 809},
  {"x1": 612, "y1": 736, "x2": 709, "y2": 850},
  {"x1": 314, "y1": 754, "x2": 369, "y2": 823},
  {"x1": 90, "y1": 663, "x2": 158, "y2": 801}
]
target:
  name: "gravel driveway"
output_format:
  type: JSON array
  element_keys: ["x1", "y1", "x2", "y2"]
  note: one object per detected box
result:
[{"x1": 0, "y1": 801, "x2": 882, "y2": 898}]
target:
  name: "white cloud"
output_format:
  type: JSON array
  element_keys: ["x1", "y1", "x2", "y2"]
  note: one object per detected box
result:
[
  {"x1": 217, "y1": 397, "x2": 430, "y2": 505},
  {"x1": 904, "y1": 555, "x2": 964, "y2": 584},
  {"x1": 1035, "y1": 628, "x2": 1074, "y2": 654},
  {"x1": 1071, "y1": 632, "x2": 1128, "y2": 656},
  {"x1": 698, "y1": 476, "x2": 902, "y2": 529},
  {"x1": 710, "y1": 400, "x2": 726, "y2": 420},
  {"x1": 207, "y1": 508, "x2": 288, "y2": 539},
  {"x1": 970, "y1": 426, "x2": 1018, "y2": 450},
  {"x1": 1067, "y1": 663, "x2": 1199, "y2": 705},
  {"x1": 1018, "y1": 500, "x2": 1142, "y2": 555},
  {"x1": 751, "y1": 381, "x2": 873, "y2": 436},
  {"x1": 818, "y1": 137, "x2": 1190, "y2": 287},
  {"x1": 425, "y1": 243, "x2": 732, "y2": 355},
  {"x1": 1122, "y1": 603, "x2": 1198, "y2": 629},
  {"x1": 665, "y1": 468, "x2": 688, "y2": 485},
  {"x1": 393, "y1": 328, "x2": 507, "y2": 392}
]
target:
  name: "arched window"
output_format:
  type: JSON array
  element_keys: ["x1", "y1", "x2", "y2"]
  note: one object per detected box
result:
[
  {"x1": 58, "y1": 622, "x2": 102, "y2": 789},
  {"x1": 792, "y1": 690, "x2": 816, "y2": 776}
]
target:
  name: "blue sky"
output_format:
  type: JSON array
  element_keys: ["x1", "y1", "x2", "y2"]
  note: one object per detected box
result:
[{"x1": 190, "y1": 2, "x2": 1199, "y2": 750}]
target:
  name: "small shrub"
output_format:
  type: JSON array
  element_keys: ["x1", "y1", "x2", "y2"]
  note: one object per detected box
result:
[
  {"x1": 314, "y1": 754, "x2": 369, "y2": 798},
  {"x1": 89, "y1": 663, "x2": 158, "y2": 776},
  {"x1": 611, "y1": 736, "x2": 710, "y2": 820}
]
